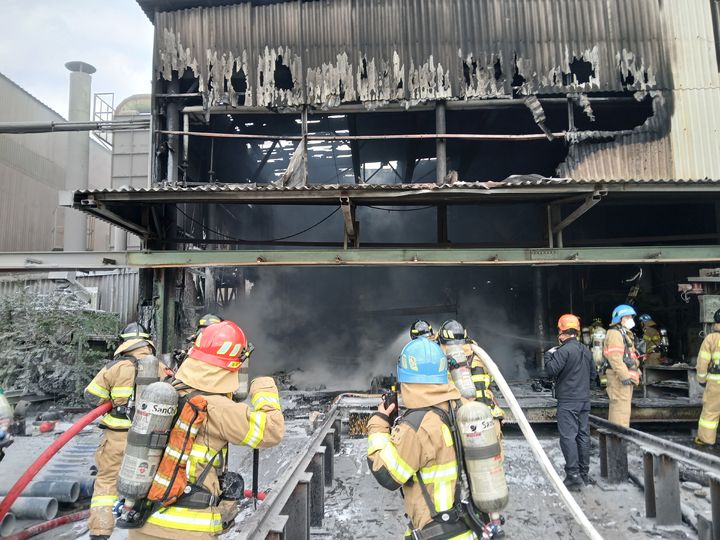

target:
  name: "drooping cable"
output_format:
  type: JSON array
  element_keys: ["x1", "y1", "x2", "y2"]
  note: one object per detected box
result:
[{"x1": 176, "y1": 206, "x2": 340, "y2": 243}]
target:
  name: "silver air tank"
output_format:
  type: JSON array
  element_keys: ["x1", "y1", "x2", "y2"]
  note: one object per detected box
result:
[
  {"x1": 117, "y1": 382, "x2": 177, "y2": 507},
  {"x1": 234, "y1": 358, "x2": 250, "y2": 401},
  {"x1": 134, "y1": 355, "x2": 160, "y2": 405},
  {"x1": 445, "y1": 344, "x2": 476, "y2": 399},
  {"x1": 456, "y1": 401, "x2": 509, "y2": 512}
]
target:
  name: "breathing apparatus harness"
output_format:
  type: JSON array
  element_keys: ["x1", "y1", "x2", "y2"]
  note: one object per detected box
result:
[
  {"x1": 117, "y1": 379, "x2": 241, "y2": 529},
  {"x1": 599, "y1": 327, "x2": 640, "y2": 380},
  {"x1": 399, "y1": 403, "x2": 491, "y2": 540}
]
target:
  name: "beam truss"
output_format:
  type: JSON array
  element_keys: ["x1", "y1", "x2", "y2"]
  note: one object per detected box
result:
[{"x1": 2, "y1": 245, "x2": 720, "y2": 272}]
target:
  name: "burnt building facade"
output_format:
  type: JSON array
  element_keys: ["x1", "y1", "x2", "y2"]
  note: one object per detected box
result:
[{"x1": 65, "y1": 0, "x2": 720, "y2": 385}]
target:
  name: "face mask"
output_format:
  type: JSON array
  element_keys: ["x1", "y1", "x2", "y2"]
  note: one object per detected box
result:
[{"x1": 622, "y1": 318, "x2": 636, "y2": 330}]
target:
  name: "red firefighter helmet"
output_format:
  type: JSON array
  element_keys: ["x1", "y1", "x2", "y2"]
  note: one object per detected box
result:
[
  {"x1": 557, "y1": 314, "x2": 581, "y2": 332},
  {"x1": 188, "y1": 320, "x2": 248, "y2": 372}
]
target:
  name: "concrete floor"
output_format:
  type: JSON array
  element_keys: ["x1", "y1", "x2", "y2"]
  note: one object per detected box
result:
[
  {"x1": 0, "y1": 396, "x2": 708, "y2": 540},
  {"x1": 316, "y1": 435, "x2": 699, "y2": 539}
]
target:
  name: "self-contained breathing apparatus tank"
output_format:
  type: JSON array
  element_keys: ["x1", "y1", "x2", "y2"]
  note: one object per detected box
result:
[
  {"x1": 455, "y1": 401, "x2": 509, "y2": 513},
  {"x1": 134, "y1": 355, "x2": 160, "y2": 406},
  {"x1": 117, "y1": 382, "x2": 178, "y2": 508},
  {"x1": 445, "y1": 344, "x2": 476, "y2": 400},
  {"x1": 591, "y1": 326, "x2": 606, "y2": 370},
  {"x1": 234, "y1": 358, "x2": 250, "y2": 401}
]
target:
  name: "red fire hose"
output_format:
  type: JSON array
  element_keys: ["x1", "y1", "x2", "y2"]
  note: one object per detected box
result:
[
  {"x1": 3, "y1": 509, "x2": 89, "y2": 540},
  {"x1": 0, "y1": 402, "x2": 111, "y2": 523}
]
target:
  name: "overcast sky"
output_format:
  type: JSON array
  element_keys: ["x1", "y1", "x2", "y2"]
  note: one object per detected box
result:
[{"x1": 0, "y1": 0, "x2": 153, "y2": 118}]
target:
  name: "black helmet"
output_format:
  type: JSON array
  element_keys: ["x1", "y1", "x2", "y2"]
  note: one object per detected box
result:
[
  {"x1": 714, "y1": 309, "x2": 720, "y2": 324},
  {"x1": 438, "y1": 320, "x2": 468, "y2": 344},
  {"x1": 410, "y1": 320, "x2": 433, "y2": 339},
  {"x1": 120, "y1": 322, "x2": 150, "y2": 341},
  {"x1": 198, "y1": 313, "x2": 223, "y2": 329}
]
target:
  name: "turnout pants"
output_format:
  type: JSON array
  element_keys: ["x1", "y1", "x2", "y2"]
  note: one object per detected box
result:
[
  {"x1": 698, "y1": 381, "x2": 720, "y2": 445},
  {"x1": 556, "y1": 401, "x2": 591, "y2": 477},
  {"x1": 606, "y1": 370, "x2": 634, "y2": 427},
  {"x1": 89, "y1": 428, "x2": 127, "y2": 536}
]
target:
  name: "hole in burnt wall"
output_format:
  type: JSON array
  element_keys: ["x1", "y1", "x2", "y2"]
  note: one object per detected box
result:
[
  {"x1": 274, "y1": 55, "x2": 294, "y2": 90},
  {"x1": 562, "y1": 56, "x2": 595, "y2": 85},
  {"x1": 462, "y1": 57, "x2": 503, "y2": 87}
]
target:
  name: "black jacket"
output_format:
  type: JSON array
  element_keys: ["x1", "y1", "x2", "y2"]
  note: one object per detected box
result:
[{"x1": 544, "y1": 337, "x2": 596, "y2": 402}]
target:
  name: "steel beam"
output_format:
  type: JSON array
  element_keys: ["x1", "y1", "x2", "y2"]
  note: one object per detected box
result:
[
  {"x1": 4, "y1": 245, "x2": 720, "y2": 271},
  {"x1": 606, "y1": 434, "x2": 628, "y2": 484},
  {"x1": 654, "y1": 455, "x2": 682, "y2": 526},
  {"x1": 643, "y1": 453, "x2": 656, "y2": 518}
]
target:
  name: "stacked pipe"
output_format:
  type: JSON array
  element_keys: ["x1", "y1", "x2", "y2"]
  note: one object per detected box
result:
[{"x1": 0, "y1": 404, "x2": 110, "y2": 537}]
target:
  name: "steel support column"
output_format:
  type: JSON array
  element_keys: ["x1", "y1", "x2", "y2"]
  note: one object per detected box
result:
[
  {"x1": 654, "y1": 455, "x2": 682, "y2": 526},
  {"x1": 166, "y1": 75, "x2": 180, "y2": 184},
  {"x1": 606, "y1": 434, "x2": 628, "y2": 484},
  {"x1": 711, "y1": 478, "x2": 720, "y2": 540},
  {"x1": 306, "y1": 449, "x2": 325, "y2": 528},
  {"x1": 435, "y1": 101, "x2": 446, "y2": 184},
  {"x1": 643, "y1": 453, "x2": 656, "y2": 518},
  {"x1": 322, "y1": 430, "x2": 335, "y2": 487},
  {"x1": 281, "y1": 472, "x2": 311, "y2": 540},
  {"x1": 534, "y1": 266, "x2": 546, "y2": 369}
]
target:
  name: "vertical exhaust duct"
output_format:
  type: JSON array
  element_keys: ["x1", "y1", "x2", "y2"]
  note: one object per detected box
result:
[{"x1": 63, "y1": 61, "x2": 95, "y2": 252}]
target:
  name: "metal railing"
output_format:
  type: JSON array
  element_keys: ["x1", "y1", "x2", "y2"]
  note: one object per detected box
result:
[
  {"x1": 590, "y1": 415, "x2": 720, "y2": 539},
  {"x1": 238, "y1": 405, "x2": 342, "y2": 540}
]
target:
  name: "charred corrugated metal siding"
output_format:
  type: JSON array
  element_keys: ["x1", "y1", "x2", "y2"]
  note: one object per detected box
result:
[
  {"x1": 154, "y1": 0, "x2": 668, "y2": 107},
  {"x1": 148, "y1": 0, "x2": 720, "y2": 181}
]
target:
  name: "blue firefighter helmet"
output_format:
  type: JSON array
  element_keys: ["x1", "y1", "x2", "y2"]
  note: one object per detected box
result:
[
  {"x1": 638, "y1": 314, "x2": 653, "y2": 324},
  {"x1": 397, "y1": 338, "x2": 448, "y2": 384},
  {"x1": 611, "y1": 304, "x2": 637, "y2": 325}
]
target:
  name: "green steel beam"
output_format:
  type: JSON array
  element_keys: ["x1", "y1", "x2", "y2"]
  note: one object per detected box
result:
[
  {"x1": 2, "y1": 245, "x2": 720, "y2": 271},
  {"x1": 126, "y1": 246, "x2": 720, "y2": 267}
]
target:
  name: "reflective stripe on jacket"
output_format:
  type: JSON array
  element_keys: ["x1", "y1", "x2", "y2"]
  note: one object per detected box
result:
[
  {"x1": 139, "y1": 377, "x2": 285, "y2": 538},
  {"x1": 367, "y1": 397, "x2": 462, "y2": 531}
]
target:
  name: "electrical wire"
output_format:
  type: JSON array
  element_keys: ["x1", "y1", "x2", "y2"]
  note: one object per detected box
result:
[{"x1": 176, "y1": 206, "x2": 340, "y2": 243}]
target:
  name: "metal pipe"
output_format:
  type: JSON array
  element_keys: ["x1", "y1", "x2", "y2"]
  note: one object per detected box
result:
[
  {"x1": 38, "y1": 477, "x2": 94, "y2": 499},
  {"x1": 181, "y1": 96, "x2": 636, "y2": 116},
  {"x1": 0, "y1": 498, "x2": 58, "y2": 521},
  {"x1": 63, "y1": 61, "x2": 95, "y2": 252},
  {"x1": 533, "y1": 267, "x2": 546, "y2": 369},
  {"x1": 0, "y1": 481, "x2": 80, "y2": 503},
  {"x1": 156, "y1": 129, "x2": 566, "y2": 142},
  {"x1": 435, "y1": 101, "x2": 447, "y2": 184},
  {"x1": 0, "y1": 512, "x2": 15, "y2": 537},
  {"x1": 166, "y1": 75, "x2": 180, "y2": 184},
  {"x1": 0, "y1": 120, "x2": 149, "y2": 134}
]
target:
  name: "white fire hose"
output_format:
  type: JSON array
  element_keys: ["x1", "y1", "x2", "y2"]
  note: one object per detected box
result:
[{"x1": 471, "y1": 344, "x2": 604, "y2": 540}]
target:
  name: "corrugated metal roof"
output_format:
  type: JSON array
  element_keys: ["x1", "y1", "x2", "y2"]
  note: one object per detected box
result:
[{"x1": 72, "y1": 177, "x2": 720, "y2": 197}]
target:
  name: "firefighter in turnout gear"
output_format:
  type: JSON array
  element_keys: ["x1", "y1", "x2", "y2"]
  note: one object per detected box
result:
[
  {"x1": 695, "y1": 308, "x2": 720, "y2": 446},
  {"x1": 128, "y1": 320, "x2": 284, "y2": 540},
  {"x1": 367, "y1": 337, "x2": 478, "y2": 539},
  {"x1": 84, "y1": 323, "x2": 170, "y2": 540},
  {"x1": 639, "y1": 314, "x2": 663, "y2": 366},
  {"x1": 438, "y1": 320, "x2": 505, "y2": 423},
  {"x1": 603, "y1": 305, "x2": 641, "y2": 427},
  {"x1": 411, "y1": 319, "x2": 434, "y2": 340}
]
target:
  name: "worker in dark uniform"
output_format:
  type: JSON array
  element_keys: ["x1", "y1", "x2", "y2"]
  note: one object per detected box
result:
[{"x1": 545, "y1": 314, "x2": 597, "y2": 490}]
